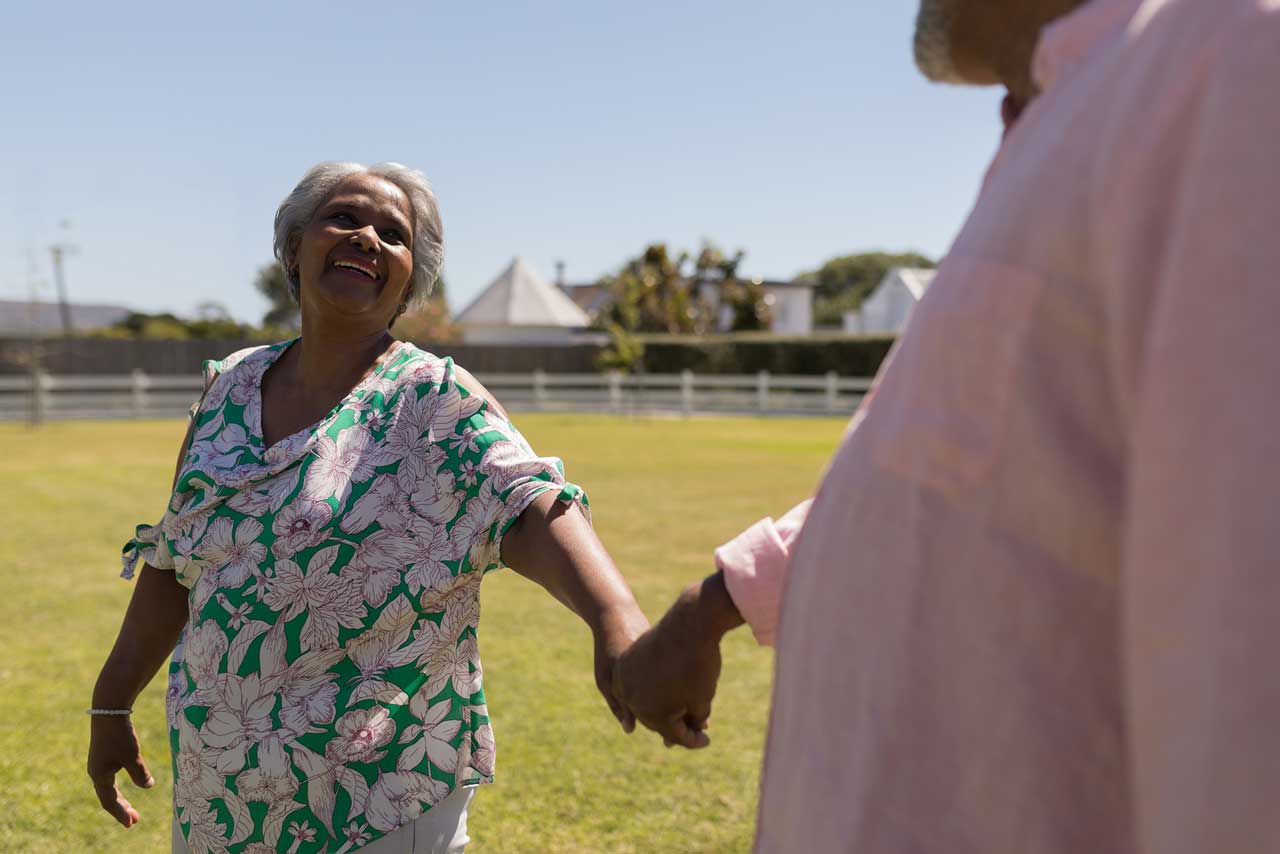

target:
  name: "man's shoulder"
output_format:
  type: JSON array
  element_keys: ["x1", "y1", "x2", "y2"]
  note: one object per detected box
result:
[{"x1": 1139, "y1": 0, "x2": 1279, "y2": 55}]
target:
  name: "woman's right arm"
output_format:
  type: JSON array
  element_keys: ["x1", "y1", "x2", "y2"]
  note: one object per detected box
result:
[{"x1": 87, "y1": 423, "x2": 196, "y2": 828}]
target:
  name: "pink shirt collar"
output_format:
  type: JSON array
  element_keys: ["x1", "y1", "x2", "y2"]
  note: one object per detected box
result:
[{"x1": 1033, "y1": 0, "x2": 1147, "y2": 91}]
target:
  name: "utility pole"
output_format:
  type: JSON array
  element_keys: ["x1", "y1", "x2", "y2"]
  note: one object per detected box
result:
[
  {"x1": 25, "y1": 250, "x2": 46, "y2": 426},
  {"x1": 50, "y1": 221, "x2": 78, "y2": 337}
]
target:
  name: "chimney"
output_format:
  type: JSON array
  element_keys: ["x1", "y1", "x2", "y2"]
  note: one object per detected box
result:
[{"x1": 555, "y1": 260, "x2": 566, "y2": 288}]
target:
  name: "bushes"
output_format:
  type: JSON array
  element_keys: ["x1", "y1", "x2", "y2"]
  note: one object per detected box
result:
[
  {"x1": 636, "y1": 333, "x2": 895, "y2": 376},
  {"x1": 1, "y1": 333, "x2": 898, "y2": 378}
]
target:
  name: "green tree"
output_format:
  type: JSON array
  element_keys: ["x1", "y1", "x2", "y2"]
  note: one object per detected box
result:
[
  {"x1": 255, "y1": 262, "x2": 299, "y2": 329},
  {"x1": 97, "y1": 310, "x2": 254, "y2": 340},
  {"x1": 391, "y1": 274, "x2": 456, "y2": 342},
  {"x1": 799, "y1": 251, "x2": 936, "y2": 327},
  {"x1": 599, "y1": 243, "x2": 699, "y2": 334},
  {"x1": 597, "y1": 240, "x2": 768, "y2": 334},
  {"x1": 693, "y1": 242, "x2": 772, "y2": 332},
  {"x1": 595, "y1": 323, "x2": 646, "y2": 373}
]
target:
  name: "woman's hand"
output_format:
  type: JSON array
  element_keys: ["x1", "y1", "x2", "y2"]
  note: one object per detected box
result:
[
  {"x1": 87, "y1": 565, "x2": 190, "y2": 828},
  {"x1": 593, "y1": 606, "x2": 650, "y2": 734},
  {"x1": 87, "y1": 716, "x2": 154, "y2": 828},
  {"x1": 500, "y1": 493, "x2": 653, "y2": 734}
]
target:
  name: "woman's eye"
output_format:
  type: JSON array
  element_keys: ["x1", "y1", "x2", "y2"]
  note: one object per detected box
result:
[
  {"x1": 382, "y1": 230, "x2": 404, "y2": 245},
  {"x1": 332, "y1": 212, "x2": 356, "y2": 225}
]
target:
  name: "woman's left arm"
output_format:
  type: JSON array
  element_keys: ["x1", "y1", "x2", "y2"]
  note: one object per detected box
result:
[{"x1": 500, "y1": 492, "x2": 649, "y2": 734}]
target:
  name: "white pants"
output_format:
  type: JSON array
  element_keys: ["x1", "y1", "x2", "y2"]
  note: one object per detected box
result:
[{"x1": 172, "y1": 786, "x2": 476, "y2": 854}]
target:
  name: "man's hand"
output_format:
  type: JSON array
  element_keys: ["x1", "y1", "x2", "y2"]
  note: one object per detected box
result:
[
  {"x1": 87, "y1": 716, "x2": 154, "y2": 828},
  {"x1": 614, "y1": 571, "x2": 745, "y2": 749}
]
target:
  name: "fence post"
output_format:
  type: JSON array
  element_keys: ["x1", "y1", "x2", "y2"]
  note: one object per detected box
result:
[
  {"x1": 131, "y1": 369, "x2": 150, "y2": 419},
  {"x1": 825, "y1": 371, "x2": 839, "y2": 413},
  {"x1": 756, "y1": 370, "x2": 770, "y2": 413},
  {"x1": 680, "y1": 370, "x2": 694, "y2": 417},
  {"x1": 607, "y1": 370, "x2": 622, "y2": 414},
  {"x1": 30, "y1": 367, "x2": 49, "y2": 426},
  {"x1": 532, "y1": 369, "x2": 547, "y2": 411}
]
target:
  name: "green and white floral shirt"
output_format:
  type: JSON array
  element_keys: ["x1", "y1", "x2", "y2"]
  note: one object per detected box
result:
[{"x1": 121, "y1": 339, "x2": 587, "y2": 854}]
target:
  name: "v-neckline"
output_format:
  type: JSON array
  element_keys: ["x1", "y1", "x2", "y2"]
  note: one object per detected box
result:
[{"x1": 253, "y1": 336, "x2": 406, "y2": 453}]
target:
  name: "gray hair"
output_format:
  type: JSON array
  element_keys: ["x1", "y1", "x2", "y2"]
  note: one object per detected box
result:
[
  {"x1": 914, "y1": 0, "x2": 964, "y2": 83},
  {"x1": 273, "y1": 161, "x2": 445, "y2": 311}
]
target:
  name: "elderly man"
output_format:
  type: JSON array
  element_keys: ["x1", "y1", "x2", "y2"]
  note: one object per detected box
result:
[{"x1": 616, "y1": 0, "x2": 1280, "y2": 852}]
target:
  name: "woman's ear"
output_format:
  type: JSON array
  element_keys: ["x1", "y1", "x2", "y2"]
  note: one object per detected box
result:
[{"x1": 285, "y1": 237, "x2": 302, "y2": 287}]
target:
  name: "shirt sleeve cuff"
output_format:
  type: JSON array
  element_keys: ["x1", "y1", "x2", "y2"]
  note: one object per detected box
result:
[{"x1": 715, "y1": 517, "x2": 791, "y2": 647}]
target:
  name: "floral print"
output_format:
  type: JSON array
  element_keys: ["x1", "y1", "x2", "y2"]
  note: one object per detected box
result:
[{"x1": 120, "y1": 339, "x2": 587, "y2": 852}]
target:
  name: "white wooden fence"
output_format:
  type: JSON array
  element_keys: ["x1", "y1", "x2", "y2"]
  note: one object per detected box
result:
[{"x1": 0, "y1": 370, "x2": 874, "y2": 423}]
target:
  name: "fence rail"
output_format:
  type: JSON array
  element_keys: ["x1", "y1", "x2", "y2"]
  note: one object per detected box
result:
[{"x1": 0, "y1": 370, "x2": 874, "y2": 423}]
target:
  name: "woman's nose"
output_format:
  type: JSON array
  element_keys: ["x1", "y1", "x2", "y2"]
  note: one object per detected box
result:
[{"x1": 350, "y1": 225, "x2": 381, "y2": 252}]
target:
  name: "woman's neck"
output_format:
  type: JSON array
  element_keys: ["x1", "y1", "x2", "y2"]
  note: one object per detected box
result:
[{"x1": 292, "y1": 314, "x2": 396, "y2": 397}]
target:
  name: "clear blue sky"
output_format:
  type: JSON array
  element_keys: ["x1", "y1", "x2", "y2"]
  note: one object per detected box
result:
[{"x1": 1, "y1": 0, "x2": 1003, "y2": 323}]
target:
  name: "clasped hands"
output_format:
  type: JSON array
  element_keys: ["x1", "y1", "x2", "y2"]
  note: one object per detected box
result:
[{"x1": 601, "y1": 570, "x2": 744, "y2": 750}]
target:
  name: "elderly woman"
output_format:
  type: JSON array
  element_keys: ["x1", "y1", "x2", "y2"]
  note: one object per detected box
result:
[{"x1": 87, "y1": 162, "x2": 649, "y2": 853}]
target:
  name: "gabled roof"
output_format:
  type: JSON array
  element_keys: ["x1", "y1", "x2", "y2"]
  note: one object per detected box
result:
[
  {"x1": 559, "y1": 283, "x2": 612, "y2": 317},
  {"x1": 456, "y1": 258, "x2": 590, "y2": 328},
  {"x1": 889, "y1": 267, "x2": 937, "y2": 299}
]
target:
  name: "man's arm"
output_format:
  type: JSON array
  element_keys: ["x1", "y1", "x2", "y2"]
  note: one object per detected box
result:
[
  {"x1": 615, "y1": 500, "x2": 812, "y2": 747},
  {"x1": 715, "y1": 499, "x2": 812, "y2": 647}
]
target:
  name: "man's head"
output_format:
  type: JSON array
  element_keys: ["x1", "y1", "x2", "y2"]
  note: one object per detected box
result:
[{"x1": 914, "y1": 0, "x2": 1087, "y2": 102}]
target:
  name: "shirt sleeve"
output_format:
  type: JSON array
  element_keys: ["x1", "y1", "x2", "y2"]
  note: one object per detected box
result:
[
  {"x1": 1119, "y1": 13, "x2": 1280, "y2": 854},
  {"x1": 715, "y1": 499, "x2": 813, "y2": 647},
  {"x1": 121, "y1": 356, "x2": 225, "y2": 580},
  {"x1": 445, "y1": 366, "x2": 589, "y2": 573}
]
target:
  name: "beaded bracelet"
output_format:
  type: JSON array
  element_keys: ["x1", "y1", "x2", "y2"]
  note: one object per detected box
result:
[{"x1": 86, "y1": 708, "x2": 132, "y2": 716}]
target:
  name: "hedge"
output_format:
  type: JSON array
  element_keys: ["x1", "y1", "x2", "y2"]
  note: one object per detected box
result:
[
  {"x1": 2, "y1": 333, "x2": 896, "y2": 378},
  {"x1": 636, "y1": 333, "x2": 896, "y2": 377}
]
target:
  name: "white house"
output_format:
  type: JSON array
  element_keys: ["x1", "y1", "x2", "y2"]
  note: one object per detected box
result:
[
  {"x1": 696, "y1": 277, "x2": 816, "y2": 335},
  {"x1": 843, "y1": 267, "x2": 936, "y2": 335},
  {"x1": 455, "y1": 257, "x2": 592, "y2": 344},
  {"x1": 760, "y1": 279, "x2": 815, "y2": 335}
]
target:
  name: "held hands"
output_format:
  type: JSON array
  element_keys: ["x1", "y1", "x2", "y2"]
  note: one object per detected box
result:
[
  {"x1": 87, "y1": 715, "x2": 155, "y2": 828},
  {"x1": 612, "y1": 572, "x2": 744, "y2": 750}
]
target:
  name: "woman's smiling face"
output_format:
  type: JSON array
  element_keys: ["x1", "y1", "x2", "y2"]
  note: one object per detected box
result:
[{"x1": 294, "y1": 172, "x2": 415, "y2": 326}]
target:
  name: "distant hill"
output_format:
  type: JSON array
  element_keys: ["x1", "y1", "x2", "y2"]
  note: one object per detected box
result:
[{"x1": 0, "y1": 300, "x2": 133, "y2": 336}]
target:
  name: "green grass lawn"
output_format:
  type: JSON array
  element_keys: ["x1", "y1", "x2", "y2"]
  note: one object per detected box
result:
[{"x1": 0, "y1": 414, "x2": 842, "y2": 853}]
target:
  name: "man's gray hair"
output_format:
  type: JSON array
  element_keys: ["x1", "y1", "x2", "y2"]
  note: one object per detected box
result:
[
  {"x1": 914, "y1": 0, "x2": 964, "y2": 83},
  {"x1": 273, "y1": 161, "x2": 445, "y2": 310}
]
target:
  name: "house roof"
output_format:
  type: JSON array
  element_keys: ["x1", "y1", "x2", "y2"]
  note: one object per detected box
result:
[
  {"x1": 559, "y1": 283, "x2": 612, "y2": 316},
  {"x1": 0, "y1": 299, "x2": 133, "y2": 335},
  {"x1": 455, "y1": 258, "x2": 591, "y2": 328},
  {"x1": 889, "y1": 267, "x2": 937, "y2": 299}
]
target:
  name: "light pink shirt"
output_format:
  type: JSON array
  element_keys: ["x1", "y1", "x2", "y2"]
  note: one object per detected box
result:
[
  {"x1": 715, "y1": 500, "x2": 812, "y2": 646},
  {"x1": 717, "y1": 1, "x2": 1280, "y2": 851}
]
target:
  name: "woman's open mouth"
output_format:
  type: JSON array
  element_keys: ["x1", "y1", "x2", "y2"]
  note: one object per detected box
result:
[{"x1": 331, "y1": 258, "x2": 380, "y2": 281}]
